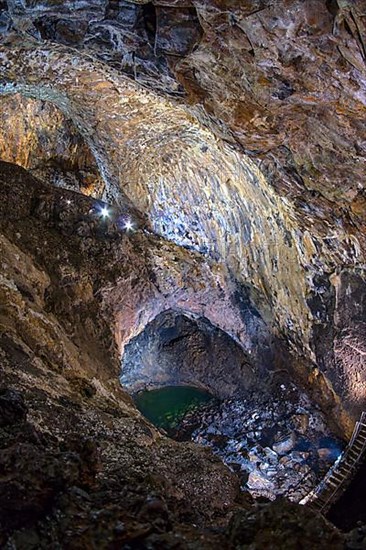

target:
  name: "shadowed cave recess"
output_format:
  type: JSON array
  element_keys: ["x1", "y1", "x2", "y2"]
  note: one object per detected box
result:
[{"x1": 0, "y1": 1, "x2": 366, "y2": 549}]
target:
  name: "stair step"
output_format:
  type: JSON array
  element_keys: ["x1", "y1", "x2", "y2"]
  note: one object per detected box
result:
[
  {"x1": 311, "y1": 498, "x2": 325, "y2": 509},
  {"x1": 302, "y1": 412, "x2": 366, "y2": 512},
  {"x1": 329, "y1": 480, "x2": 339, "y2": 491},
  {"x1": 351, "y1": 447, "x2": 363, "y2": 455},
  {"x1": 342, "y1": 457, "x2": 353, "y2": 464},
  {"x1": 348, "y1": 454, "x2": 360, "y2": 462}
]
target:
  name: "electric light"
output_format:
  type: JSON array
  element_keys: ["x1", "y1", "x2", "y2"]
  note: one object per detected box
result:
[{"x1": 100, "y1": 206, "x2": 109, "y2": 218}]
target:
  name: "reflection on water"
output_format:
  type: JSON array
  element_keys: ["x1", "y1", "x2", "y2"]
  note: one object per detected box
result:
[{"x1": 133, "y1": 385, "x2": 215, "y2": 436}]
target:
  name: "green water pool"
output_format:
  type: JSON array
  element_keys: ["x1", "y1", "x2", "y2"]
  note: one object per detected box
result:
[{"x1": 133, "y1": 385, "x2": 214, "y2": 434}]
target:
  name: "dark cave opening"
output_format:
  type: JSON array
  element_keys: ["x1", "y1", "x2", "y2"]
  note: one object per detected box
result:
[
  {"x1": 121, "y1": 309, "x2": 344, "y2": 503},
  {"x1": 328, "y1": 459, "x2": 366, "y2": 531},
  {"x1": 142, "y1": 2, "x2": 157, "y2": 48},
  {"x1": 120, "y1": 309, "x2": 256, "y2": 398}
]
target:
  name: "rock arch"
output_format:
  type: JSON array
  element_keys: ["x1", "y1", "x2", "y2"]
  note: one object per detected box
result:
[
  {"x1": 1, "y1": 40, "x2": 365, "y2": 432},
  {"x1": 0, "y1": 41, "x2": 309, "y2": 349},
  {"x1": 120, "y1": 308, "x2": 259, "y2": 398}
]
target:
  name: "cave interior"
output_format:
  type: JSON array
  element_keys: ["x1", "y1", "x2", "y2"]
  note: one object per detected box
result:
[{"x1": 0, "y1": 0, "x2": 366, "y2": 548}]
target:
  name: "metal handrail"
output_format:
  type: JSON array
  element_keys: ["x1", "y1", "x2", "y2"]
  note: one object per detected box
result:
[{"x1": 299, "y1": 412, "x2": 366, "y2": 513}]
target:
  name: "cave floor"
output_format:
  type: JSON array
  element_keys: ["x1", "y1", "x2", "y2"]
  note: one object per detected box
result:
[{"x1": 136, "y1": 376, "x2": 344, "y2": 504}]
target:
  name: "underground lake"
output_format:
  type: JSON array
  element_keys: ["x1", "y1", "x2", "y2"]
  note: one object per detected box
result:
[
  {"x1": 133, "y1": 385, "x2": 215, "y2": 436},
  {"x1": 133, "y1": 381, "x2": 345, "y2": 503}
]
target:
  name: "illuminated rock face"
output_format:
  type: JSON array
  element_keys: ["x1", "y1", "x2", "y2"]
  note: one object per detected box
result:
[
  {"x1": 0, "y1": 3, "x2": 365, "y2": 433},
  {"x1": 0, "y1": 0, "x2": 365, "y2": 544},
  {"x1": 0, "y1": 94, "x2": 104, "y2": 195},
  {"x1": 0, "y1": 161, "x2": 274, "y2": 384},
  {"x1": 3, "y1": 0, "x2": 365, "y2": 230},
  {"x1": 0, "y1": 45, "x2": 309, "y2": 337},
  {"x1": 0, "y1": 164, "x2": 247, "y2": 546}
]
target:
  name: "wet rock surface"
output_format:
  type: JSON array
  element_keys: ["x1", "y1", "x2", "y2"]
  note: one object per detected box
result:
[{"x1": 176, "y1": 379, "x2": 344, "y2": 503}]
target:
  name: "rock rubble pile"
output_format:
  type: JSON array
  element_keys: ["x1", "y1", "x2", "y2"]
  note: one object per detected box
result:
[{"x1": 177, "y1": 380, "x2": 344, "y2": 502}]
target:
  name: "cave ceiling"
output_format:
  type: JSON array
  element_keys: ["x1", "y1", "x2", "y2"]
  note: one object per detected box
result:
[{"x1": 0, "y1": 0, "x2": 366, "y2": 430}]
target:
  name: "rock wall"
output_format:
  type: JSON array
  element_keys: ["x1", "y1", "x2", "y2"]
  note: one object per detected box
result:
[
  {"x1": 0, "y1": 161, "x2": 256, "y2": 370},
  {"x1": 0, "y1": 43, "x2": 312, "y2": 359},
  {"x1": 0, "y1": 1, "x2": 365, "y2": 435},
  {"x1": 0, "y1": 160, "x2": 347, "y2": 549},
  {"x1": 0, "y1": 163, "x2": 343, "y2": 550},
  {"x1": 311, "y1": 270, "x2": 366, "y2": 421},
  {"x1": 2, "y1": 0, "x2": 365, "y2": 237},
  {"x1": 121, "y1": 310, "x2": 258, "y2": 397},
  {"x1": 0, "y1": 161, "x2": 242, "y2": 544},
  {"x1": 1, "y1": 0, "x2": 366, "y2": 535},
  {"x1": 0, "y1": 93, "x2": 105, "y2": 196}
]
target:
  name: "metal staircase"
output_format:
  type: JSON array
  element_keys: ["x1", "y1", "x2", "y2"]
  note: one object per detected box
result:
[{"x1": 299, "y1": 412, "x2": 366, "y2": 513}]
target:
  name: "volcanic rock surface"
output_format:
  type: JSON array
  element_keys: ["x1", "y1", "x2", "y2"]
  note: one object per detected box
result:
[
  {"x1": 0, "y1": 1, "x2": 365, "y2": 433},
  {"x1": 0, "y1": 0, "x2": 366, "y2": 547},
  {"x1": 0, "y1": 94, "x2": 105, "y2": 196},
  {"x1": 0, "y1": 161, "x2": 345, "y2": 548},
  {"x1": 0, "y1": 162, "x2": 243, "y2": 547},
  {"x1": 121, "y1": 309, "x2": 258, "y2": 397}
]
